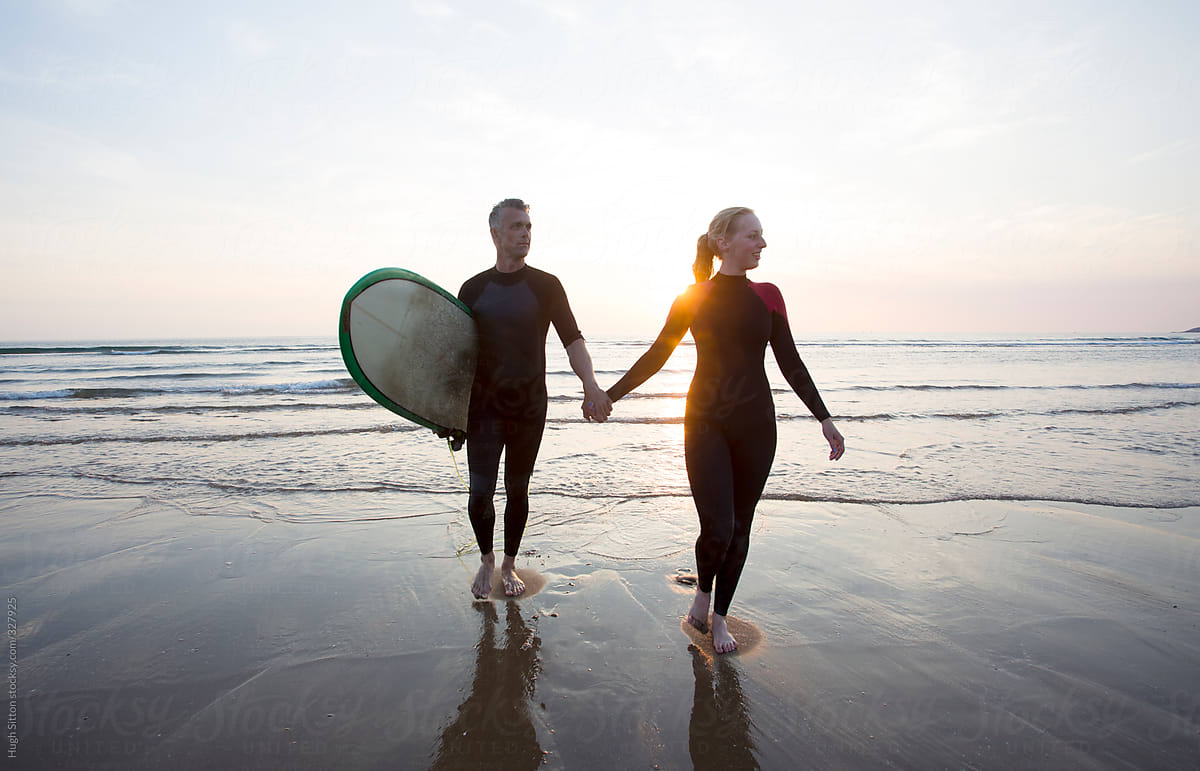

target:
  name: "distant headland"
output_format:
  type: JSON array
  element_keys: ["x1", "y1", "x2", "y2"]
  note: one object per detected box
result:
[{"x1": 1184, "y1": 327, "x2": 1200, "y2": 333}]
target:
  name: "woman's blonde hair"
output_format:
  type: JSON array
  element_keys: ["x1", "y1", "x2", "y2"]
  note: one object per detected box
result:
[{"x1": 693, "y1": 206, "x2": 755, "y2": 283}]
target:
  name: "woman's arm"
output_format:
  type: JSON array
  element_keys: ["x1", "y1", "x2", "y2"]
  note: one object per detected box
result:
[
  {"x1": 768, "y1": 314, "x2": 831, "y2": 422},
  {"x1": 607, "y1": 290, "x2": 695, "y2": 402},
  {"x1": 763, "y1": 286, "x2": 845, "y2": 460}
]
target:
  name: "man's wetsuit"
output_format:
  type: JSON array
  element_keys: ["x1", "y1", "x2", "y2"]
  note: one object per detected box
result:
[
  {"x1": 607, "y1": 272, "x2": 830, "y2": 616},
  {"x1": 458, "y1": 265, "x2": 583, "y2": 557}
]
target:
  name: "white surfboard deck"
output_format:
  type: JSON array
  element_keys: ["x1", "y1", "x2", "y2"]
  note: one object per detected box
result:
[{"x1": 339, "y1": 268, "x2": 477, "y2": 439}]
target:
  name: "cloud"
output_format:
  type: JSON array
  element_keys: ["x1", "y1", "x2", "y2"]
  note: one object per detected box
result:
[
  {"x1": 51, "y1": 0, "x2": 127, "y2": 17},
  {"x1": 518, "y1": 0, "x2": 586, "y2": 28},
  {"x1": 0, "y1": 114, "x2": 149, "y2": 188},
  {"x1": 226, "y1": 20, "x2": 277, "y2": 57},
  {"x1": 1127, "y1": 139, "x2": 1195, "y2": 166},
  {"x1": 412, "y1": 1, "x2": 458, "y2": 21}
]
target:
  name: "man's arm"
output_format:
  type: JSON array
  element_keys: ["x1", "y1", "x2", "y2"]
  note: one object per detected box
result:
[{"x1": 566, "y1": 338, "x2": 612, "y2": 422}]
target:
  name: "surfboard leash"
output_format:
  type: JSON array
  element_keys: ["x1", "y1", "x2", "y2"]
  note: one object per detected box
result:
[
  {"x1": 447, "y1": 438, "x2": 470, "y2": 491},
  {"x1": 443, "y1": 439, "x2": 479, "y2": 558}
]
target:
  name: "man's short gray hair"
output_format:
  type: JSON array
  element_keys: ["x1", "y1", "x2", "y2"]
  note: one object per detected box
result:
[{"x1": 488, "y1": 198, "x2": 529, "y2": 229}]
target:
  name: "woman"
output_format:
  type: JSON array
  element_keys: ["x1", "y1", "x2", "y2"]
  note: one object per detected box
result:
[{"x1": 606, "y1": 207, "x2": 844, "y2": 653}]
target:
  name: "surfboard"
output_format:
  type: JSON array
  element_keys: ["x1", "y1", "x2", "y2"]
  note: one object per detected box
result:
[{"x1": 339, "y1": 268, "x2": 477, "y2": 442}]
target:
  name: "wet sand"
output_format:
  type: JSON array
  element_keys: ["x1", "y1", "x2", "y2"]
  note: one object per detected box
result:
[
  {"x1": 482, "y1": 567, "x2": 548, "y2": 602},
  {"x1": 4, "y1": 491, "x2": 1200, "y2": 769}
]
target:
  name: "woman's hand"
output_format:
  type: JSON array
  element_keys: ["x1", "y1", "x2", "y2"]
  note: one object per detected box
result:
[
  {"x1": 821, "y1": 418, "x2": 845, "y2": 461},
  {"x1": 583, "y1": 386, "x2": 613, "y2": 423}
]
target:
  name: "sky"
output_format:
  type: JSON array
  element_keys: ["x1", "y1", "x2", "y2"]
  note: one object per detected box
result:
[{"x1": 1, "y1": 0, "x2": 1197, "y2": 340}]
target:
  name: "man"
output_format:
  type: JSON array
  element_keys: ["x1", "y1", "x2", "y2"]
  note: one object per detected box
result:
[{"x1": 457, "y1": 199, "x2": 612, "y2": 599}]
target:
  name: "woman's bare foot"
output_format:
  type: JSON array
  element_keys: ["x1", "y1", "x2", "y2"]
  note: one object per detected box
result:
[
  {"x1": 687, "y1": 589, "x2": 711, "y2": 634},
  {"x1": 472, "y1": 552, "x2": 495, "y2": 599},
  {"x1": 712, "y1": 613, "x2": 738, "y2": 654},
  {"x1": 501, "y1": 554, "x2": 525, "y2": 596}
]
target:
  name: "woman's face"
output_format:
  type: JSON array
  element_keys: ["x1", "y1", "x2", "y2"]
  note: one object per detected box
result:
[{"x1": 718, "y1": 214, "x2": 766, "y2": 274}]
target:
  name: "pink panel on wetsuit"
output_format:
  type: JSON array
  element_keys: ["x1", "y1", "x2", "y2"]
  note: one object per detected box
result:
[{"x1": 749, "y1": 282, "x2": 787, "y2": 319}]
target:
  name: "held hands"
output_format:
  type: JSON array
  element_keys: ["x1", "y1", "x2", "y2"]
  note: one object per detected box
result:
[
  {"x1": 582, "y1": 386, "x2": 613, "y2": 423},
  {"x1": 822, "y1": 418, "x2": 845, "y2": 461}
]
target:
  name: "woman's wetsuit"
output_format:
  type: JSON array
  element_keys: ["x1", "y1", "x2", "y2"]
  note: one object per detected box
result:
[
  {"x1": 607, "y1": 272, "x2": 830, "y2": 616},
  {"x1": 458, "y1": 265, "x2": 582, "y2": 557}
]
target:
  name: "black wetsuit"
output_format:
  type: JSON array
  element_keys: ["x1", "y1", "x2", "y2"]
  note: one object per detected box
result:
[
  {"x1": 458, "y1": 265, "x2": 582, "y2": 557},
  {"x1": 608, "y1": 272, "x2": 830, "y2": 616}
]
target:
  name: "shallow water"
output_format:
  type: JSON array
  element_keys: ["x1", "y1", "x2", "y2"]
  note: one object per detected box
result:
[{"x1": 2, "y1": 334, "x2": 1198, "y2": 516}]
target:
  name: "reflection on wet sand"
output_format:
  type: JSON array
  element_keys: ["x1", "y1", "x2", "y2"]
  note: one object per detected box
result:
[
  {"x1": 688, "y1": 644, "x2": 758, "y2": 770},
  {"x1": 430, "y1": 603, "x2": 543, "y2": 770}
]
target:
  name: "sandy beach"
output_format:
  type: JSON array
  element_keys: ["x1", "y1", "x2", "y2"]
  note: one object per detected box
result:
[{"x1": 5, "y1": 488, "x2": 1198, "y2": 769}]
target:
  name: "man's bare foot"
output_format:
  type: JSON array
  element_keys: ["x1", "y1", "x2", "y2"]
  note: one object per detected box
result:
[
  {"x1": 472, "y1": 552, "x2": 495, "y2": 599},
  {"x1": 687, "y1": 589, "x2": 711, "y2": 634},
  {"x1": 501, "y1": 554, "x2": 525, "y2": 596},
  {"x1": 712, "y1": 613, "x2": 738, "y2": 654}
]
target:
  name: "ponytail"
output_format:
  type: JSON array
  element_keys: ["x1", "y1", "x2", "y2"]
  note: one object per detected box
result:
[
  {"x1": 693, "y1": 206, "x2": 755, "y2": 283},
  {"x1": 693, "y1": 233, "x2": 715, "y2": 283}
]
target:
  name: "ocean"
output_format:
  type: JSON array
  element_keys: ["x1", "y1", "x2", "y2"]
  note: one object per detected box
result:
[{"x1": 2, "y1": 334, "x2": 1197, "y2": 519}]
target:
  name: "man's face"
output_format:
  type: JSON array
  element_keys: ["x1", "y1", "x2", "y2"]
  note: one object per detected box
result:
[{"x1": 491, "y1": 207, "x2": 532, "y2": 260}]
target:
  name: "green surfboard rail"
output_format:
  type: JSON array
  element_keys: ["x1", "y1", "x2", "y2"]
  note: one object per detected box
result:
[{"x1": 338, "y1": 267, "x2": 473, "y2": 437}]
